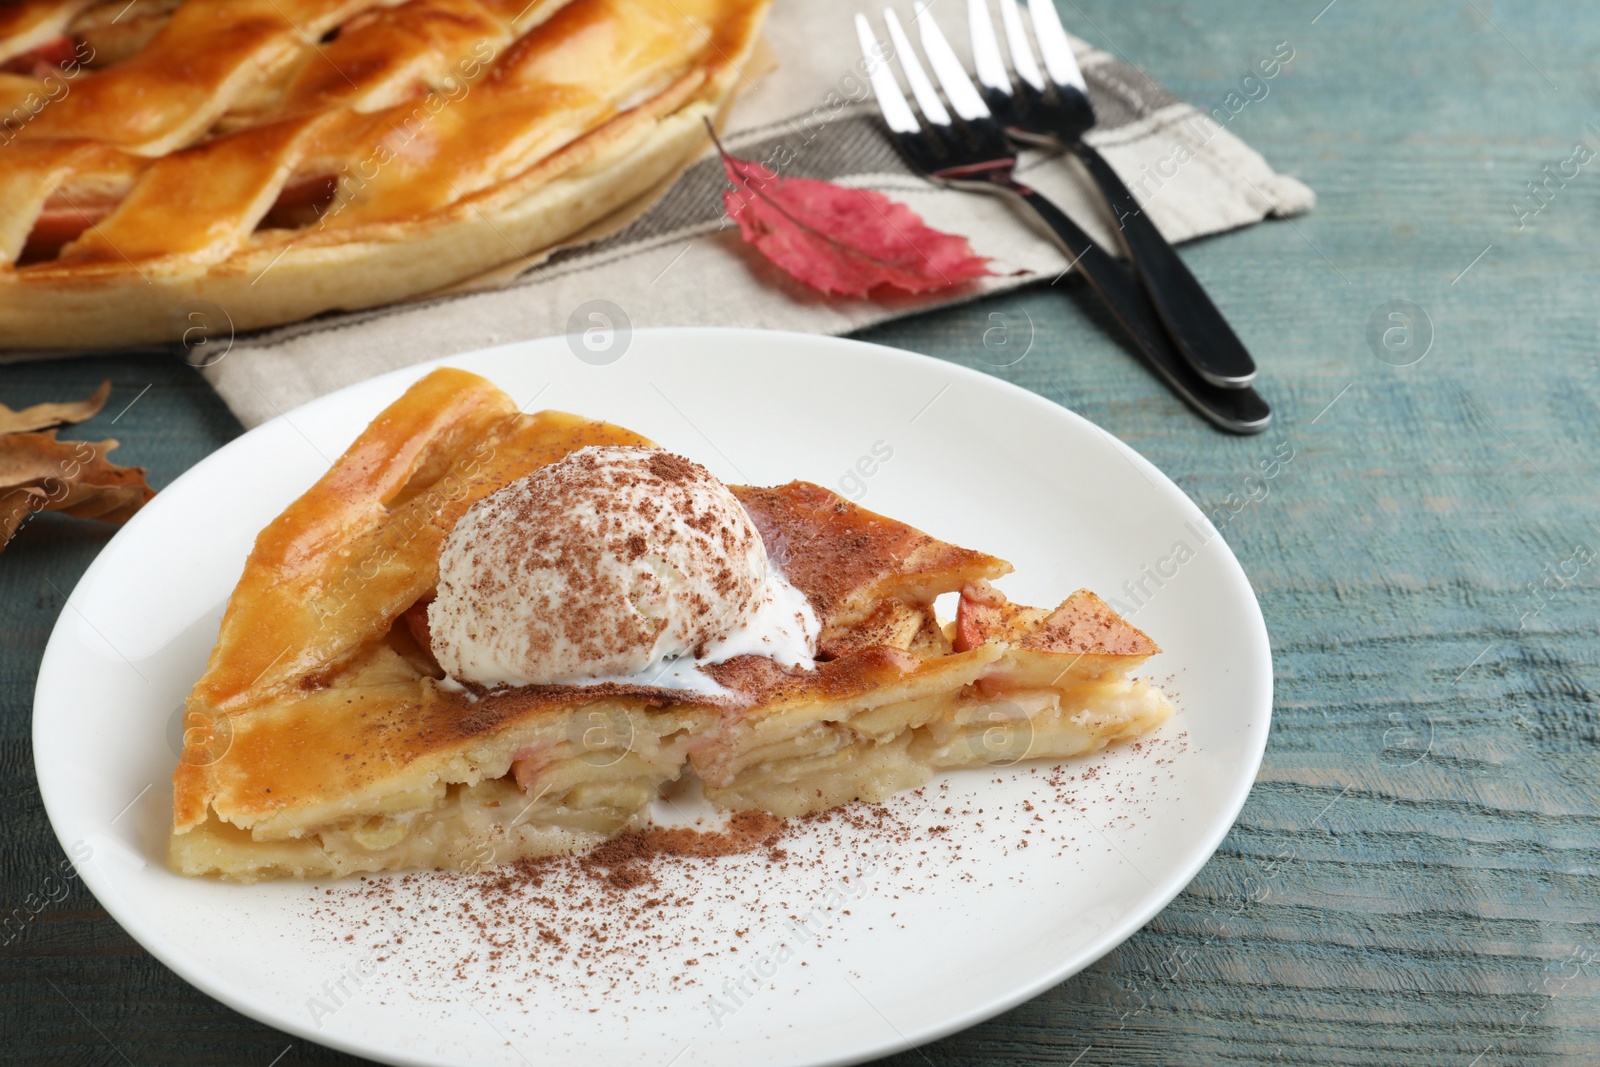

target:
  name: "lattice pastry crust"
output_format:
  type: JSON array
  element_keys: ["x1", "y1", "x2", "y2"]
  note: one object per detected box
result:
[{"x1": 0, "y1": 0, "x2": 770, "y2": 348}]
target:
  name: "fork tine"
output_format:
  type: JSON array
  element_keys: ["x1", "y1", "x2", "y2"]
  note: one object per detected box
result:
[
  {"x1": 1026, "y1": 0, "x2": 1086, "y2": 91},
  {"x1": 996, "y1": 0, "x2": 1044, "y2": 91},
  {"x1": 914, "y1": 1, "x2": 990, "y2": 120},
  {"x1": 967, "y1": 0, "x2": 1011, "y2": 96},
  {"x1": 882, "y1": 8, "x2": 952, "y2": 127},
  {"x1": 855, "y1": 12, "x2": 921, "y2": 134}
]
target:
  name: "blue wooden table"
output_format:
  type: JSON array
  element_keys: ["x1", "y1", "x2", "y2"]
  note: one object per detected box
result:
[{"x1": 5, "y1": 1, "x2": 1599, "y2": 1063}]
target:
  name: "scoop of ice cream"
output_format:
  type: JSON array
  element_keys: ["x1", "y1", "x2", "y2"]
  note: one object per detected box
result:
[{"x1": 428, "y1": 446, "x2": 793, "y2": 688}]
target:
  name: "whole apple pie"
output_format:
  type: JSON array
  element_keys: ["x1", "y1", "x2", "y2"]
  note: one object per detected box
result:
[{"x1": 0, "y1": 0, "x2": 770, "y2": 348}]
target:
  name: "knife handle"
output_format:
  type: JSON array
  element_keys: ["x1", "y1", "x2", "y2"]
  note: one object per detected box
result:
[
  {"x1": 1008, "y1": 184, "x2": 1270, "y2": 435},
  {"x1": 1072, "y1": 142, "x2": 1259, "y2": 389}
]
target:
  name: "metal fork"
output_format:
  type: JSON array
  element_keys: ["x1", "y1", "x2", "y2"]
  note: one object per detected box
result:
[
  {"x1": 967, "y1": 0, "x2": 1258, "y2": 388},
  {"x1": 855, "y1": 9, "x2": 1270, "y2": 434}
]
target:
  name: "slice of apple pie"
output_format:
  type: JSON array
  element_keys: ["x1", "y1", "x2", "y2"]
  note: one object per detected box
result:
[{"x1": 171, "y1": 368, "x2": 1172, "y2": 881}]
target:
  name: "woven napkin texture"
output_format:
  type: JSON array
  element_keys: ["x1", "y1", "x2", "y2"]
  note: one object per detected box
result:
[{"x1": 192, "y1": 0, "x2": 1314, "y2": 428}]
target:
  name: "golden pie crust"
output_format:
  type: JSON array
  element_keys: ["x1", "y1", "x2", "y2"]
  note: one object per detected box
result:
[
  {"x1": 172, "y1": 368, "x2": 1173, "y2": 881},
  {"x1": 0, "y1": 0, "x2": 771, "y2": 348}
]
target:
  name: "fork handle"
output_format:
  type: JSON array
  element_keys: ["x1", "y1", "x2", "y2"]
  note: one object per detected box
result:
[
  {"x1": 1071, "y1": 143, "x2": 1258, "y2": 388},
  {"x1": 1006, "y1": 184, "x2": 1270, "y2": 434}
]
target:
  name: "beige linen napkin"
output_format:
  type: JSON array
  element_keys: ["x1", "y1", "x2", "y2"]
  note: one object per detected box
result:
[{"x1": 192, "y1": 0, "x2": 1313, "y2": 427}]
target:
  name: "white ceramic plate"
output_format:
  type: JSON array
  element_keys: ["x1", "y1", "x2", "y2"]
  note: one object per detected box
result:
[{"x1": 34, "y1": 329, "x2": 1271, "y2": 1067}]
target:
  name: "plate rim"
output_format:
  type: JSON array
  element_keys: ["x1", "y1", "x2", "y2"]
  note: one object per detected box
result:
[{"x1": 33, "y1": 327, "x2": 1273, "y2": 1067}]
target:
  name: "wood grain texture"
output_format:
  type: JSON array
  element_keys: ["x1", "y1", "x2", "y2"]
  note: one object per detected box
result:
[{"x1": 4, "y1": 0, "x2": 1599, "y2": 1063}]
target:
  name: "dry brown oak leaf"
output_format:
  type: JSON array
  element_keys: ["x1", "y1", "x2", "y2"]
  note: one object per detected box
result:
[
  {"x1": 0, "y1": 379, "x2": 111, "y2": 434},
  {"x1": 0, "y1": 381, "x2": 154, "y2": 547}
]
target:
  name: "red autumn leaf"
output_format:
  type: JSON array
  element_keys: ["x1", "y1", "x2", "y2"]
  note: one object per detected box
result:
[{"x1": 714, "y1": 134, "x2": 991, "y2": 298}]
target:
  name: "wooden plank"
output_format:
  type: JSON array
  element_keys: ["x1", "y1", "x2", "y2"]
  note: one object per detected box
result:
[{"x1": 3, "y1": 0, "x2": 1599, "y2": 1062}]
